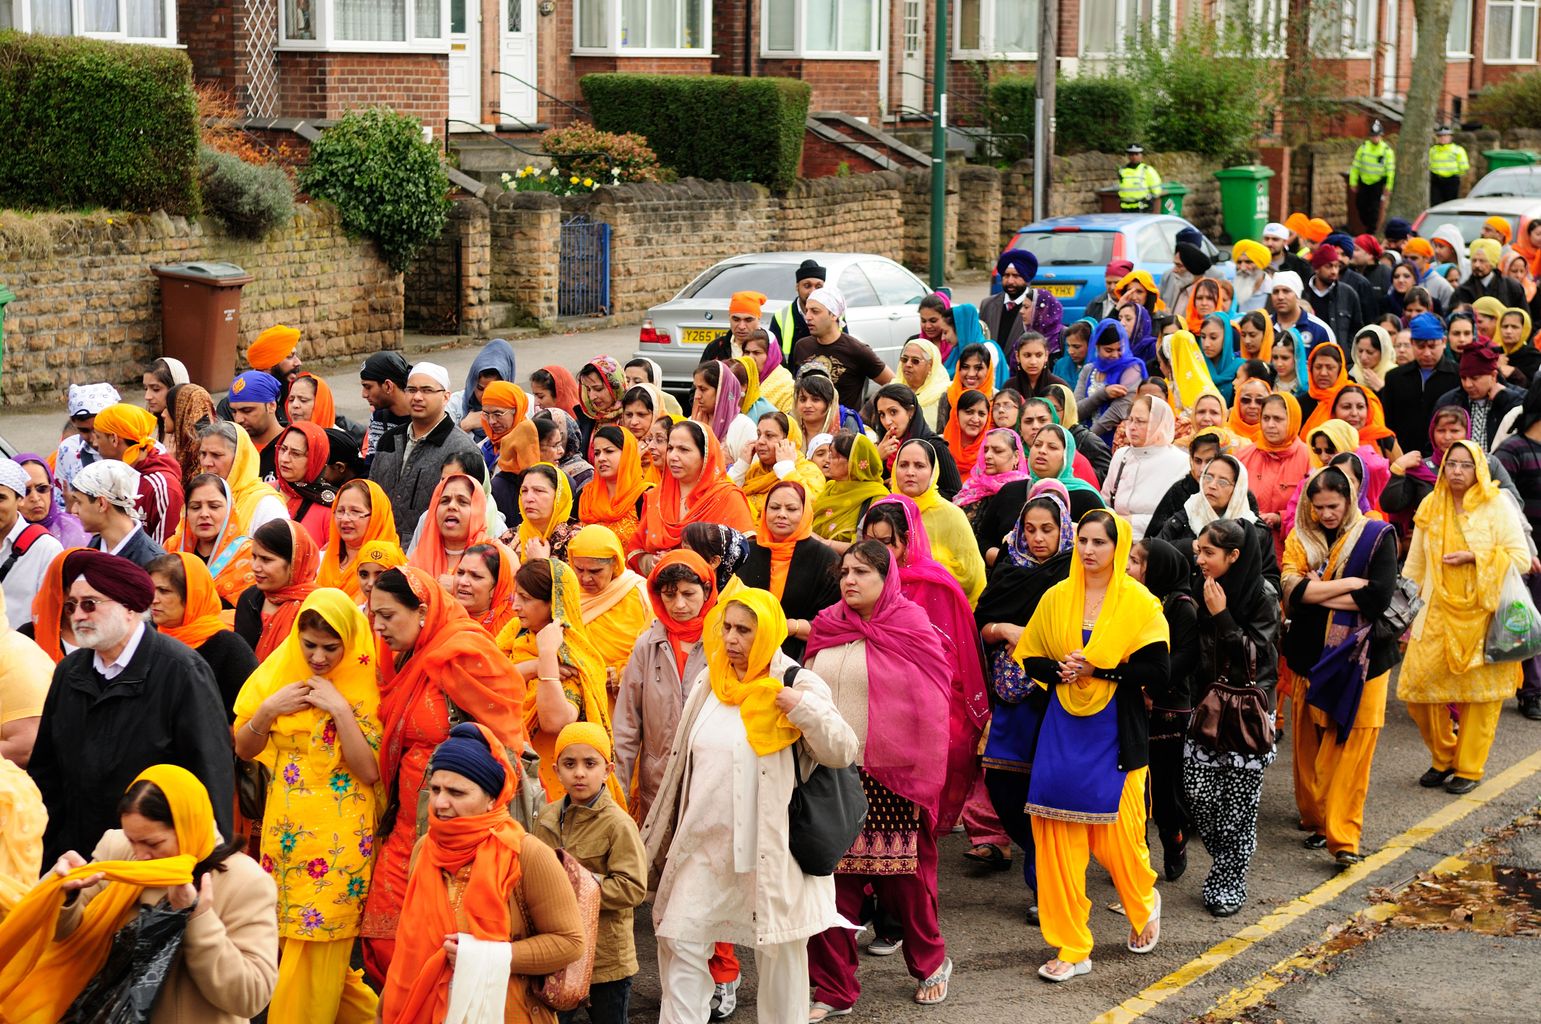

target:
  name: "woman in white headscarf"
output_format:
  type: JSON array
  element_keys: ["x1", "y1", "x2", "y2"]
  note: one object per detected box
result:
[{"x1": 1100, "y1": 395, "x2": 1190, "y2": 540}]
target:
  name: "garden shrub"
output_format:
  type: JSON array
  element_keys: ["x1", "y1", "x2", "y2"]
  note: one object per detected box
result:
[
  {"x1": 298, "y1": 107, "x2": 450, "y2": 272},
  {"x1": 1055, "y1": 77, "x2": 1151, "y2": 155},
  {"x1": 541, "y1": 123, "x2": 664, "y2": 183},
  {"x1": 199, "y1": 146, "x2": 295, "y2": 239},
  {"x1": 1471, "y1": 70, "x2": 1541, "y2": 131},
  {"x1": 1125, "y1": 25, "x2": 1272, "y2": 162},
  {"x1": 985, "y1": 74, "x2": 1035, "y2": 162},
  {"x1": 581, "y1": 73, "x2": 809, "y2": 191},
  {"x1": 0, "y1": 31, "x2": 199, "y2": 214}
]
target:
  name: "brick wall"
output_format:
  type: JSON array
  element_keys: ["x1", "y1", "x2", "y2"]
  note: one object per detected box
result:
[
  {"x1": 182, "y1": 0, "x2": 252, "y2": 111},
  {"x1": 0, "y1": 204, "x2": 401, "y2": 405},
  {"x1": 762, "y1": 59, "x2": 883, "y2": 123},
  {"x1": 490, "y1": 192, "x2": 562, "y2": 322},
  {"x1": 956, "y1": 164, "x2": 1004, "y2": 268},
  {"x1": 775, "y1": 172, "x2": 906, "y2": 262},
  {"x1": 276, "y1": 52, "x2": 449, "y2": 122},
  {"x1": 800, "y1": 134, "x2": 891, "y2": 177},
  {"x1": 404, "y1": 196, "x2": 493, "y2": 334}
]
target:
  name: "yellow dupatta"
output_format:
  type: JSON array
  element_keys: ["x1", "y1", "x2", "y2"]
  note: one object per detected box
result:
[
  {"x1": 502, "y1": 560, "x2": 627, "y2": 803},
  {"x1": 904, "y1": 338, "x2": 952, "y2": 429},
  {"x1": 227, "y1": 427, "x2": 283, "y2": 533},
  {"x1": 896, "y1": 439, "x2": 987, "y2": 606},
  {"x1": 737, "y1": 355, "x2": 766, "y2": 414},
  {"x1": 760, "y1": 364, "x2": 796, "y2": 413},
  {"x1": 232, "y1": 588, "x2": 383, "y2": 774},
  {"x1": 1012, "y1": 511, "x2": 1168, "y2": 716},
  {"x1": 743, "y1": 419, "x2": 826, "y2": 519},
  {"x1": 0, "y1": 765, "x2": 217, "y2": 1024},
  {"x1": 812, "y1": 433, "x2": 890, "y2": 542},
  {"x1": 0, "y1": 756, "x2": 44, "y2": 916},
  {"x1": 1169, "y1": 329, "x2": 1223, "y2": 414},
  {"x1": 568, "y1": 525, "x2": 654, "y2": 679},
  {"x1": 512, "y1": 462, "x2": 574, "y2": 554},
  {"x1": 702, "y1": 588, "x2": 802, "y2": 755}
]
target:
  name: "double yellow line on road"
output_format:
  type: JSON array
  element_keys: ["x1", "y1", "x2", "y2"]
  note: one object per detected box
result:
[{"x1": 1089, "y1": 747, "x2": 1541, "y2": 1024}]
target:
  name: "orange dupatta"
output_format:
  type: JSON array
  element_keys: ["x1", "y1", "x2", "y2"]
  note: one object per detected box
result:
[
  {"x1": 632, "y1": 425, "x2": 755, "y2": 554},
  {"x1": 29, "y1": 548, "x2": 79, "y2": 664},
  {"x1": 469, "y1": 542, "x2": 519, "y2": 638},
  {"x1": 1226, "y1": 377, "x2": 1272, "y2": 446},
  {"x1": 319, "y1": 479, "x2": 400, "y2": 604},
  {"x1": 408, "y1": 474, "x2": 493, "y2": 581},
  {"x1": 290, "y1": 372, "x2": 336, "y2": 429},
  {"x1": 379, "y1": 723, "x2": 523, "y2": 1024},
  {"x1": 578, "y1": 426, "x2": 651, "y2": 543},
  {"x1": 647, "y1": 551, "x2": 718, "y2": 681},
  {"x1": 762, "y1": 481, "x2": 815, "y2": 600},
  {"x1": 254, "y1": 520, "x2": 320, "y2": 661},
  {"x1": 1300, "y1": 341, "x2": 1351, "y2": 437},
  {"x1": 160, "y1": 552, "x2": 229, "y2": 649}
]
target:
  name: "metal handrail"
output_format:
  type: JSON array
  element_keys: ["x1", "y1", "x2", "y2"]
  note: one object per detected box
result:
[
  {"x1": 491, "y1": 107, "x2": 542, "y2": 134},
  {"x1": 490, "y1": 69, "x2": 590, "y2": 122}
]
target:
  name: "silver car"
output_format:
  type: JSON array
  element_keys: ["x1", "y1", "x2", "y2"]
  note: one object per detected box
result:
[{"x1": 632, "y1": 251, "x2": 930, "y2": 391}]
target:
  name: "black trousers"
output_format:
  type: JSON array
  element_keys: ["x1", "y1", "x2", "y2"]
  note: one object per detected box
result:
[
  {"x1": 983, "y1": 767, "x2": 1037, "y2": 893},
  {"x1": 1355, "y1": 181, "x2": 1385, "y2": 233},
  {"x1": 1430, "y1": 173, "x2": 1461, "y2": 205},
  {"x1": 1148, "y1": 710, "x2": 1192, "y2": 848}
]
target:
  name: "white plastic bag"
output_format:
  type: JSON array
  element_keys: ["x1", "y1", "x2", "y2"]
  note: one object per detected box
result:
[{"x1": 1485, "y1": 567, "x2": 1541, "y2": 664}]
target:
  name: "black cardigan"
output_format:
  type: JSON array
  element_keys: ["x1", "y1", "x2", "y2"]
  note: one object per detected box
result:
[
  {"x1": 1282, "y1": 527, "x2": 1401, "y2": 682},
  {"x1": 739, "y1": 537, "x2": 842, "y2": 661},
  {"x1": 1022, "y1": 641, "x2": 1169, "y2": 772},
  {"x1": 193, "y1": 629, "x2": 260, "y2": 721},
  {"x1": 973, "y1": 479, "x2": 1105, "y2": 558}
]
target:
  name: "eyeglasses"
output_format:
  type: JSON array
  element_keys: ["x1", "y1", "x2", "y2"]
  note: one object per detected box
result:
[
  {"x1": 1200, "y1": 472, "x2": 1235, "y2": 486},
  {"x1": 64, "y1": 597, "x2": 117, "y2": 616},
  {"x1": 898, "y1": 356, "x2": 926, "y2": 366},
  {"x1": 405, "y1": 386, "x2": 447, "y2": 396},
  {"x1": 333, "y1": 507, "x2": 372, "y2": 521},
  {"x1": 276, "y1": 444, "x2": 308, "y2": 459},
  {"x1": 483, "y1": 408, "x2": 515, "y2": 419}
]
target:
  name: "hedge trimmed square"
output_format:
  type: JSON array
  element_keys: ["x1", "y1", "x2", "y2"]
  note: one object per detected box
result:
[
  {"x1": 0, "y1": 31, "x2": 199, "y2": 215},
  {"x1": 580, "y1": 73, "x2": 810, "y2": 192}
]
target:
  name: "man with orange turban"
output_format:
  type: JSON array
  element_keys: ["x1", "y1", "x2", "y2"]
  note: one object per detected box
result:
[
  {"x1": 88, "y1": 403, "x2": 184, "y2": 545},
  {"x1": 247, "y1": 324, "x2": 303, "y2": 381},
  {"x1": 701, "y1": 290, "x2": 770, "y2": 363}
]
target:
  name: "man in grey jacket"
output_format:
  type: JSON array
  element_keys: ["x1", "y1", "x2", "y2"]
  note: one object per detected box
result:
[{"x1": 368, "y1": 361, "x2": 484, "y2": 538}]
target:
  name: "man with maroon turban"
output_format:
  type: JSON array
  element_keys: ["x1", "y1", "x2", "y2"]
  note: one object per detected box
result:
[{"x1": 27, "y1": 549, "x2": 234, "y2": 863}]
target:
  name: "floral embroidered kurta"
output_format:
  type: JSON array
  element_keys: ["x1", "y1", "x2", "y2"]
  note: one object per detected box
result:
[{"x1": 261, "y1": 706, "x2": 383, "y2": 940}]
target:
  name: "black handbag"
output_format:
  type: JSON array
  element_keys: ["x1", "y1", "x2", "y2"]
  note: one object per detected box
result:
[
  {"x1": 781, "y1": 665, "x2": 867, "y2": 877},
  {"x1": 1188, "y1": 679, "x2": 1275, "y2": 757},
  {"x1": 235, "y1": 758, "x2": 269, "y2": 822},
  {"x1": 1373, "y1": 573, "x2": 1422, "y2": 644},
  {"x1": 64, "y1": 902, "x2": 191, "y2": 1023}
]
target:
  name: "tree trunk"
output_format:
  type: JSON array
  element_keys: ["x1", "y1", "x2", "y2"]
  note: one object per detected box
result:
[{"x1": 1388, "y1": 0, "x2": 1456, "y2": 220}]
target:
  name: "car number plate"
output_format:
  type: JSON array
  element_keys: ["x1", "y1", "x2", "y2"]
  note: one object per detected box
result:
[
  {"x1": 681, "y1": 327, "x2": 719, "y2": 346},
  {"x1": 1043, "y1": 284, "x2": 1078, "y2": 298}
]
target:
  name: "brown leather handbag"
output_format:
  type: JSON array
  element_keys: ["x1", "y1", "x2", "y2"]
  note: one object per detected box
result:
[
  {"x1": 514, "y1": 846, "x2": 602, "y2": 1011},
  {"x1": 1188, "y1": 679, "x2": 1275, "y2": 757}
]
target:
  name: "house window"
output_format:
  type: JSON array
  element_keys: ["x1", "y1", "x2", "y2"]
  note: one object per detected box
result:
[
  {"x1": 1079, "y1": 0, "x2": 1174, "y2": 57},
  {"x1": 281, "y1": 0, "x2": 447, "y2": 50},
  {"x1": 1216, "y1": 0, "x2": 1286, "y2": 57},
  {"x1": 956, "y1": 0, "x2": 1037, "y2": 57},
  {"x1": 1, "y1": 0, "x2": 174, "y2": 42},
  {"x1": 1486, "y1": 0, "x2": 1539, "y2": 62},
  {"x1": 762, "y1": 0, "x2": 881, "y2": 57},
  {"x1": 573, "y1": 0, "x2": 710, "y2": 53},
  {"x1": 1447, "y1": 0, "x2": 1471, "y2": 55},
  {"x1": 1308, "y1": 0, "x2": 1376, "y2": 56}
]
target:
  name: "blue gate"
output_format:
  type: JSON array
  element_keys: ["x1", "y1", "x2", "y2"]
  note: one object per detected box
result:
[{"x1": 558, "y1": 214, "x2": 611, "y2": 317}]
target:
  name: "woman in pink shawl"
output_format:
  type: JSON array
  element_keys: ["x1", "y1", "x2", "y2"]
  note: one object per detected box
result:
[
  {"x1": 954, "y1": 427, "x2": 1032, "y2": 541},
  {"x1": 805, "y1": 540, "x2": 957, "y2": 1013},
  {"x1": 860, "y1": 495, "x2": 996, "y2": 839},
  {"x1": 690, "y1": 358, "x2": 756, "y2": 463}
]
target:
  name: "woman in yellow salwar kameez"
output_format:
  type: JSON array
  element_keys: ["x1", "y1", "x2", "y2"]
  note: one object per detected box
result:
[
  {"x1": 1014, "y1": 510, "x2": 1166, "y2": 981},
  {"x1": 1281, "y1": 466, "x2": 1400, "y2": 865},
  {"x1": 499, "y1": 558, "x2": 628, "y2": 805},
  {"x1": 735, "y1": 412, "x2": 825, "y2": 521},
  {"x1": 1399, "y1": 440, "x2": 1531, "y2": 794},
  {"x1": 233, "y1": 588, "x2": 383, "y2": 1023},
  {"x1": 0, "y1": 753, "x2": 43, "y2": 918},
  {"x1": 567, "y1": 524, "x2": 654, "y2": 704}
]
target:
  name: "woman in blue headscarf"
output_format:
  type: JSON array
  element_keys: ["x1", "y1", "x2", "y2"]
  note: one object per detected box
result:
[
  {"x1": 1197, "y1": 313, "x2": 1243, "y2": 403},
  {"x1": 1270, "y1": 325, "x2": 1311, "y2": 399},
  {"x1": 453, "y1": 337, "x2": 519, "y2": 437},
  {"x1": 945, "y1": 303, "x2": 1011, "y2": 390},
  {"x1": 1074, "y1": 319, "x2": 1147, "y2": 441},
  {"x1": 1120, "y1": 302, "x2": 1159, "y2": 365},
  {"x1": 1054, "y1": 317, "x2": 1096, "y2": 385}
]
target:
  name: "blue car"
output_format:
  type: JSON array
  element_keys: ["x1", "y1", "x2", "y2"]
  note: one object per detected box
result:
[{"x1": 992, "y1": 213, "x2": 1233, "y2": 323}]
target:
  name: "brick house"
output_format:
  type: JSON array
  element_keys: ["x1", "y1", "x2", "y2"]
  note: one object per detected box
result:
[{"x1": 1, "y1": 2, "x2": 1536, "y2": 139}]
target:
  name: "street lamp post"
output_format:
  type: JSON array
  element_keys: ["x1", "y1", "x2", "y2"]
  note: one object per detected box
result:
[{"x1": 929, "y1": 0, "x2": 948, "y2": 289}]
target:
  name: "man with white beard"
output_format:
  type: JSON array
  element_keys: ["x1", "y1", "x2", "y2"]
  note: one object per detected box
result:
[
  {"x1": 26, "y1": 549, "x2": 233, "y2": 863},
  {"x1": 1230, "y1": 239, "x2": 1274, "y2": 312}
]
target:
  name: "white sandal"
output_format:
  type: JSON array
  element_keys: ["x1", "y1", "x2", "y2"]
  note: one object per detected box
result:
[
  {"x1": 1128, "y1": 890, "x2": 1161, "y2": 954},
  {"x1": 914, "y1": 956, "x2": 952, "y2": 1005},
  {"x1": 1037, "y1": 958, "x2": 1092, "y2": 982},
  {"x1": 808, "y1": 1002, "x2": 851, "y2": 1022}
]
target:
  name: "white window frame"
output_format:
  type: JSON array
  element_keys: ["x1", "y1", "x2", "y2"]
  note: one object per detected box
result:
[
  {"x1": 1446, "y1": 0, "x2": 1472, "y2": 57},
  {"x1": 1307, "y1": 0, "x2": 1375, "y2": 57},
  {"x1": 3, "y1": 0, "x2": 177, "y2": 45},
  {"x1": 953, "y1": 0, "x2": 1037, "y2": 59},
  {"x1": 761, "y1": 0, "x2": 882, "y2": 60},
  {"x1": 1078, "y1": 0, "x2": 1174, "y2": 59},
  {"x1": 1484, "y1": 0, "x2": 1540, "y2": 64},
  {"x1": 278, "y1": 0, "x2": 451, "y2": 54},
  {"x1": 571, "y1": 0, "x2": 712, "y2": 55},
  {"x1": 1214, "y1": 0, "x2": 1287, "y2": 58}
]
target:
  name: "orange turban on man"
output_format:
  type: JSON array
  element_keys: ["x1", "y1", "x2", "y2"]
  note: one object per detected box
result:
[
  {"x1": 729, "y1": 291, "x2": 768, "y2": 318},
  {"x1": 247, "y1": 325, "x2": 301, "y2": 372}
]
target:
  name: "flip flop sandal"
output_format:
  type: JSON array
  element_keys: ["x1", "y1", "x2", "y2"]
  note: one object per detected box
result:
[
  {"x1": 808, "y1": 1003, "x2": 852, "y2": 1022},
  {"x1": 1128, "y1": 890, "x2": 1161, "y2": 954},
  {"x1": 914, "y1": 956, "x2": 953, "y2": 1005},
  {"x1": 1037, "y1": 958, "x2": 1092, "y2": 982},
  {"x1": 963, "y1": 844, "x2": 1010, "y2": 868}
]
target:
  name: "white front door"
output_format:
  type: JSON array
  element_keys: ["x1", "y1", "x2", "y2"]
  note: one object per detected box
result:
[
  {"x1": 448, "y1": 0, "x2": 482, "y2": 128},
  {"x1": 498, "y1": 0, "x2": 538, "y2": 125},
  {"x1": 900, "y1": 0, "x2": 925, "y2": 116}
]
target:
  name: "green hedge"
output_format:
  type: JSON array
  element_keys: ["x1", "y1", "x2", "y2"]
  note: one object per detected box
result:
[
  {"x1": 0, "y1": 31, "x2": 199, "y2": 214},
  {"x1": 1471, "y1": 69, "x2": 1541, "y2": 130},
  {"x1": 985, "y1": 75, "x2": 1035, "y2": 162},
  {"x1": 580, "y1": 73, "x2": 810, "y2": 191},
  {"x1": 1056, "y1": 77, "x2": 1151, "y2": 155}
]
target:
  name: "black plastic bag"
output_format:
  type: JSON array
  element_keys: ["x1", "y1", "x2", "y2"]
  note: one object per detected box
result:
[{"x1": 64, "y1": 901, "x2": 192, "y2": 1024}]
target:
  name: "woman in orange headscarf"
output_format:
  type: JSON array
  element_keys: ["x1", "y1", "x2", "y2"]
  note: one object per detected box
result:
[
  {"x1": 28, "y1": 547, "x2": 82, "y2": 662},
  {"x1": 286, "y1": 371, "x2": 337, "y2": 429},
  {"x1": 319, "y1": 479, "x2": 400, "y2": 605},
  {"x1": 378, "y1": 722, "x2": 583, "y2": 1024},
  {"x1": 1226, "y1": 376, "x2": 1274, "y2": 446},
  {"x1": 272, "y1": 421, "x2": 335, "y2": 547},
  {"x1": 532, "y1": 365, "x2": 583, "y2": 419},
  {"x1": 740, "y1": 480, "x2": 840, "y2": 661},
  {"x1": 149, "y1": 552, "x2": 258, "y2": 716},
  {"x1": 237, "y1": 519, "x2": 320, "y2": 661},
  {"x1": 452, "y1": 541, "x2": 518, "y2": 638},
  {"x1": 1327, "y1": 382, "x2": 1401, "y2": 459},
  {"x1": 361, "y1": 566, "x2": 525, "y2": 984},
  {"x1": 578, "y1": 424, "x2": 652, "y2": 548},
  {"x1": 408, "y1": 473, "x2": 494, "y2": 584},
  {"x1": 1299, "y1": 341, "x2": 1351, "y2": 436},
  {"x1": 629, "y1": 419, "x2": 755, "y2": 573}
]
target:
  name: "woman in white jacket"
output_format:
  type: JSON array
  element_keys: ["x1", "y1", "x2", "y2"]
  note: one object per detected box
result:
[
  {"x1": 1102, "y1": 394, "x2": 1190, "y2": 539},
  {"x1": 642, "y1": 587, "x2": 858, "y2": 1024}
]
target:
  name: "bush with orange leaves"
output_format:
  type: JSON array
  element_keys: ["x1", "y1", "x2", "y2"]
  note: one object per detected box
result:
[{"x1": 196, "y1": 84, "x2": 303, "y2": 172}]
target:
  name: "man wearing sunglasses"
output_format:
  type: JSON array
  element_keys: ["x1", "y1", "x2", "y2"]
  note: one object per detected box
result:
[{"x1": 27, "y1": 549, "x2": 233, "y2": 864}]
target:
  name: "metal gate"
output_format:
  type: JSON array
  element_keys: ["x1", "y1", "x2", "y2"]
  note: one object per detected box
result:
[{"x1": 558, "y1": 214, "x2": 611, "y2": 317}]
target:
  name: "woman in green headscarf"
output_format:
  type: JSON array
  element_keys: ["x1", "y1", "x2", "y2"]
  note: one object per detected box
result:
[
  {"x1": 975, "y1": 419, "x2": 1106, "y2": 566},
  {"x1": 812, "y1": 433, "x2": 891, "y2": 548}
]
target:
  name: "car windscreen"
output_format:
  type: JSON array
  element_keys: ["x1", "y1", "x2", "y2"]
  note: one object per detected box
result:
[
  {"x1": 1470, "y1": 171, "x2": 1541, "y2": 198},
  {"x1": 1421, "y1": 213, "x2": 1518, "y2": 246},
  {"x1": 679, "y1": 263, "x2": 801, "y2": 301},
  {"x1": 1010, "y1": 231, "x2": 1116, "y2": 266}
]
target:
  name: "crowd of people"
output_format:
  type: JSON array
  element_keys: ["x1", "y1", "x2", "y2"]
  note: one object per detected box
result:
[{"x1": 0, "y1": 224, "x2": 1539, "y2": 1024}]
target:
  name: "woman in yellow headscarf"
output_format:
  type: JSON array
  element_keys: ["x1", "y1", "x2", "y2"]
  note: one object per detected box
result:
[
  {"x1": 512, "y1": 463, "x2": 577, "y2": 562},
  {"x1": 567, "y1": 524, "x2": 654, "y2": 702},
  {"x1": 0, "y1": 765, "x2": 277, "y2": 1024},
  {"x1": 233, "y1": 589, "x2": 382, "y2": 1024},
  {"x1": 735, "y1": 410, "x2": 826, "y2": 520},
  {"x1": 200, "y1": 420, "x2": 287, "y2": 533},
  {"x1": 1013, "y1": 509, "x2": 1165, "y2": 981},
  {"x1": 890, "y1": 438, "x2": 986, "y2": 605},
  {"x1": 499, "y1": 558, "x2": 626, "y2": 803},
  {"x1": 812, "y1": 433, "x2": 891, "y2": 545},
  {"x1": 737, "y1": 354, "x2": 778, "y2": 423},
  {"x1": 1398, "y1": 440, "x2": 1531, "y2": 793},
  {"x1": 318, "y1": 479, "x2": 400, "y2": 605}
]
